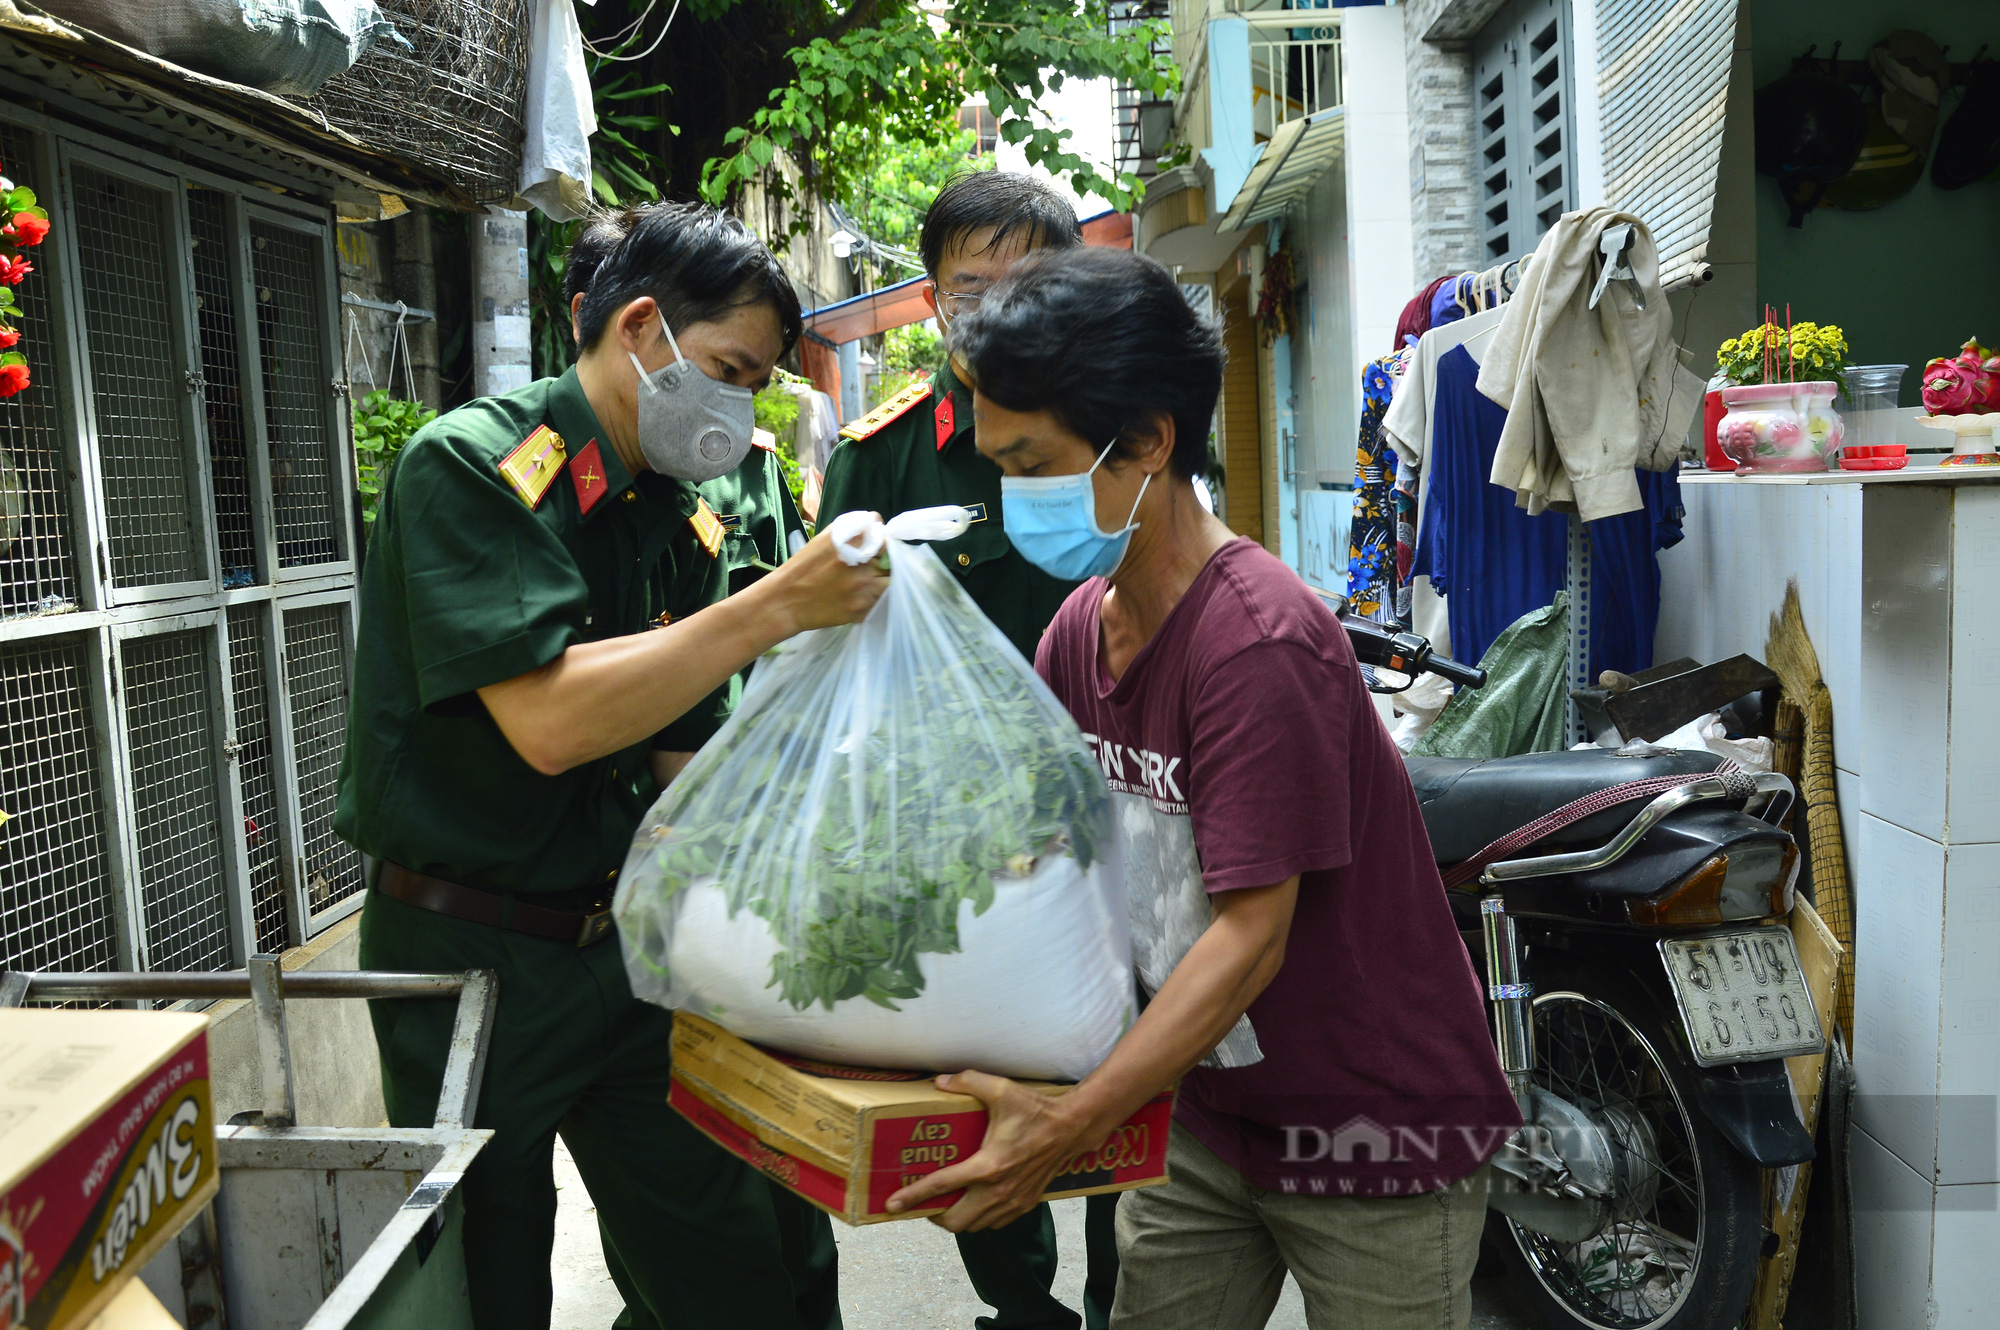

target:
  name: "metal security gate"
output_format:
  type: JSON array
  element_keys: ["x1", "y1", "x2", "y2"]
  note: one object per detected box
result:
[{"x1": 0, "y1": 102, "x2": 363, "y2": 980}]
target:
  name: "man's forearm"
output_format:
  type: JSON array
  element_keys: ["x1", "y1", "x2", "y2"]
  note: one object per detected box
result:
[
  {"x1": 479, "y1": 591, "x2": 793, "y2": 775},
  {"x1": 1059, "y1": 880, "x2": 1296, "y2": 1147}
]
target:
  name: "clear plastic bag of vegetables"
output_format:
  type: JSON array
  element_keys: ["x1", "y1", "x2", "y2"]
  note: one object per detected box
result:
[{"x1": 613, "y1": 507, "x2": 1132, "y2": 1082}]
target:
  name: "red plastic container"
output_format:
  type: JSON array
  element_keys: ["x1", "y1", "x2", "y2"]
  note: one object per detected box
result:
[
  {"x1": 1703, "y1": 390, "x2": 1729, "y2": 469},
  {"x1": 1841, "y1": 444, "x2": 1908, "y2": 471}
]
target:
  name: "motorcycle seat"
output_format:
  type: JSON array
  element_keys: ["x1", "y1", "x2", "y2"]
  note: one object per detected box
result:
[{"x1": 1405, "y1": 747, "x2": 1725, "y2": 870}]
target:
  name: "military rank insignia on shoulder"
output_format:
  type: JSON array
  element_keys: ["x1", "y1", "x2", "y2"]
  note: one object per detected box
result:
[
  {"x1": 499, "y1": 425, "x2": 567, "y2": 509},
  {"x1": 689, "y1": 498, "x2": 727, "y2": 559},
  {"x1": 838, "y1": 380, "x2": 932, "y2": 443}
]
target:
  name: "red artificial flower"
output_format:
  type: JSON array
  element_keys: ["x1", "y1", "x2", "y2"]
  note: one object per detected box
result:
[
  {"x1": 7, "y1": 212, "x2": 47, "y2": 247},
  {"x1": 0, "y1": 327, "x2": 16, "y2": 349},
  {"x1": 0, "y1": 362, "x2": 29, "y2": 396},
  {"x1": 0, "y1": 256, "x2": 30, "y2": 285}
]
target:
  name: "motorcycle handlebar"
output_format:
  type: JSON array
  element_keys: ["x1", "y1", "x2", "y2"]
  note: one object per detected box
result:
[
  {"x1": 1339, "y1": 614, "x2": 1487, "y2": 691},
  {"x1": 1424, "y1": 653, "x2": 1488, "y2": 690}
]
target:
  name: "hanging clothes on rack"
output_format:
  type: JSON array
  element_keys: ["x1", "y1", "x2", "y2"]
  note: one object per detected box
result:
[
  {"x1": 1475, "y1": 209, "x2": 1704, "y2": 518},
  {"x1": 1391, "y1": 458, "x2": 1419, "y2": 628},
  {"x1": 1411, "y1": 341, "x2": 1683, "y2": 673},
  {"x1": 1392, "y1": 275, "x2": 1455, "y2": 353},
  {"x1": 1429, "y1": 276, "x2": 1470, "y2": 332},
  {"x1": 1379, "y1": 304, "x2": 1508, "y2": 656},
  {"x1": 1345, "y1": 350, "x2": 1408, "y2": 620}
]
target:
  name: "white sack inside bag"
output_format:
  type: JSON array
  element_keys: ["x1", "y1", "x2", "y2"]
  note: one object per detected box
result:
[{"x1": 614, "y1": 508, "x2": 1133, "y2": 1082}]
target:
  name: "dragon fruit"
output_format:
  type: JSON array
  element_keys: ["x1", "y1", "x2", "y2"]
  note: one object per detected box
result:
[{"x1": 1924, "y1": 339, "x2": 1995, "y2": 414}]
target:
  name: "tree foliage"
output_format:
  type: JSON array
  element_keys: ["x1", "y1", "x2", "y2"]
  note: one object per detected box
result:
[
  {"x1": 573, "y1": 0, "x2": 1173, "y2": 225},
  {"x1": 838, "y1": 123, "x2": 988, "y2": 281},
  {"x1": 528, "y1": 1, "x2": 1170, "y2": 375}
]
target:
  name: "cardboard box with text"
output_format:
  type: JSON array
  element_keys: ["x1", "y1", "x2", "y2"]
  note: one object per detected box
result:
[
  {"x1": 0, "y1": 1011, "x2": 217, "y2": 1330},
  {"x1": 669, "y1": 1011, "x2": 1172, "y2": 1225}
]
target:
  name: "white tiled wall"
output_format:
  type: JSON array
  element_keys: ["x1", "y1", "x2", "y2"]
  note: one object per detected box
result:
[
  {"x1": 1853, "y1": 813, "x2": 1944, "y2": 1177},
  {"x1": 1851, "y1": 1126, "x2": 1937, "y2": 1329},
  {"x1": 1947, "y1": 491, "x2": 2000, "y2": 843},
  {"x1": 1937, "y1": 838, "x2": 2000, "y2": 1186},
  {"x1": 1656, "y1": 483, "x2": 1863, "y2": 744},
  {"x1": 1929, "y1": 1178, "x2": 2000, "y2": 1328},
  {"x1": 1859, "y1": 485, "x2": 1951, "y2": 842},
  {"x1": 1666, "y1": 479, "x2": 2000, "y2": 1320}
]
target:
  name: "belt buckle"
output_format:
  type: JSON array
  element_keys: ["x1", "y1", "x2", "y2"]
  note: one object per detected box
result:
[{"x1": 576, "y1": 906, "x2": 614, "y2": 947}]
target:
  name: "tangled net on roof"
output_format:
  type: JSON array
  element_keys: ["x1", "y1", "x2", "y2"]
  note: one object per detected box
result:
[{"x1": 301, "y1": 0, "x2": 533, "y2": 204}]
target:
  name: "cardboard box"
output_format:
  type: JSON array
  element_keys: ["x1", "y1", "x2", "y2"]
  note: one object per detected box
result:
[
  {"x1": 668, "y1": 1011, "x2": 1172, "y2": 1225},
  {"x1": 79, "y1": 1281, "x2": 177, "y2": 1330},
  {"x1": 0, "y1": 1012, "x2": 217, "y2": 1330}
]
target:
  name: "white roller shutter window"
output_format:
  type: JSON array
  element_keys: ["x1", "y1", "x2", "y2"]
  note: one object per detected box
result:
[{"x1": 1598, "y1": 0, "x2": 1738, "y2": 290}]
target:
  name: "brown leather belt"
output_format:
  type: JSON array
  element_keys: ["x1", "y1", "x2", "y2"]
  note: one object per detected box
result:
[{"x1": 376, "y1": 862, "x2": 617, "y2": 947}]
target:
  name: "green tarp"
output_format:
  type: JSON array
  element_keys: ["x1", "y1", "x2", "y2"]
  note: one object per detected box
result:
[{"x1": 1410, "y1": 593, "x2": 1570, "y2": 761}]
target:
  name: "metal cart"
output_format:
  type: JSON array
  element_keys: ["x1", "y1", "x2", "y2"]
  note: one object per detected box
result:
[{"x1": 2, "y1": 962, "x2": 496, "y2": 1330}]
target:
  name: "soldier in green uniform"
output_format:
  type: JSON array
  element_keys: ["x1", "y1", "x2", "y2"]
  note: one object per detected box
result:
[
  {"x1": 815, "y1": 171, "x2": 1118, "y2": 1330},
  {"x1": 335, "y1": 202, "x2": 885, "y2": 1330}
]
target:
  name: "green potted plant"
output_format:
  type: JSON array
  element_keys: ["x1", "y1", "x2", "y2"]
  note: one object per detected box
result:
[
  {"x1": 1710, "y1": 319, "x2": 1854, "y2": 473},
  {"x1": 352, "y1": 390, "x2": 437, "y2": 532}
]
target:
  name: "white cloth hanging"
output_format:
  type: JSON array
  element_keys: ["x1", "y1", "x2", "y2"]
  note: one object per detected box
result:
[
  {"x1": 512, "y1": 0, "x2": 598, "y2": 221},
  {"x1": 1474, "y1": 209, "x2": 1704, "y2": 521},
  {"x1": 1377, "y1": 306, "x2": 1506, "y2": 661}
]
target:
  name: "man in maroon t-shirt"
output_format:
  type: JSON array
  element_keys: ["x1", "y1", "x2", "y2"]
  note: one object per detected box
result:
[{"x1": 885, "y1": 248, "x2": 1519, "y2": 1329}]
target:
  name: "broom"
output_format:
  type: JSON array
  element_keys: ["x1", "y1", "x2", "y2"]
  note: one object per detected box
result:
[
  {"x1": 1763, "y1": 581, "x2": 1853, "y2": 1042},
  {"x1": 1747, "y1": 582, "x2": 1856, "y2": 1330}
]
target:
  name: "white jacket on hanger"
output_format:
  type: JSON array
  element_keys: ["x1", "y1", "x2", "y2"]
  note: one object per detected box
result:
[{"x1": 1475, "y1": 208, "x2": 1704, "y2": 521}]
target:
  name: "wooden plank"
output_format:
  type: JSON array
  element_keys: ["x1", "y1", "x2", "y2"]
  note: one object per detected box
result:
[{"x1": 1747, "y1": 896, "x2": 1844, "y2": 1329}]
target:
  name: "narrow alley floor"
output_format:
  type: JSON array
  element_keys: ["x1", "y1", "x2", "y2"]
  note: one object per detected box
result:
[{"x1": 550, "y1": 1139, "x2": 1544, "y2": 1329}]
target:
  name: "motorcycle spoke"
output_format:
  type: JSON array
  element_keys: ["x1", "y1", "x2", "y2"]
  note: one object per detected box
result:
[{"x1": 1513, "y1": 993, "x2": 1710, "y2": 1329}]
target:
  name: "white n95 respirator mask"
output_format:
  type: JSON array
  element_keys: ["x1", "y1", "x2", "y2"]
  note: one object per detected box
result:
[{"x1": 627, "y1": 320, "x2": 756, "y2": 483}]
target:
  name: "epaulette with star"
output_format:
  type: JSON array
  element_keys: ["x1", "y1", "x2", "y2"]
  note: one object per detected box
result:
[
  {"x1": 838, "y1": 381, "x2": 932, "y2": 443},
  {"x1": 499, "y1": 425, "x2": 567, "y2": 508}
]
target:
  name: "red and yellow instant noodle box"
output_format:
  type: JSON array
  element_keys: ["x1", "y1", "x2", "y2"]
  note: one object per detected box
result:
[
  {"x1": 0, "y1": 1012, "x2": 216, "y2": 1330},
  {"x1": 668, "y1": 1011, "x2": 1171, "y2": 1225}
]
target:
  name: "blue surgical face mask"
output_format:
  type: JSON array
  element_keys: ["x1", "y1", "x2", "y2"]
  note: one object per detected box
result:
[{"x1": 1000, "y1": 439, "x2": 1151, "y2": 581}]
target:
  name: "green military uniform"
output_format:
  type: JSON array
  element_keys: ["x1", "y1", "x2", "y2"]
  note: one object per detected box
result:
[
  {"x1": 335, "y1": 366, "x2": 834, "y2": 1330},
  {"x1": 817, "y1": 362, "x2": 1074, "y2": 663},
  {"x1": 817, "y1": 361, "x2": 1118, "y2": 1330}
]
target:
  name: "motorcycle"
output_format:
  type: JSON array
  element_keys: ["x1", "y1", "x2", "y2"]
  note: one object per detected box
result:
[{"x1": 1344, "y1": 617, "x2": 1820, "y2": 1330}]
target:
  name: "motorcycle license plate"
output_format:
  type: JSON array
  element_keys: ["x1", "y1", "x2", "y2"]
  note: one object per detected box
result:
[{"x1": 1659, "y1": 929, "x2": 1823, "y2": 1067}]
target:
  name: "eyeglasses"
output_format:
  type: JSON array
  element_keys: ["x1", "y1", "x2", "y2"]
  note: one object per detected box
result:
[{"x1": 936, "y1": 289, "x2": 984, "y2": 320}]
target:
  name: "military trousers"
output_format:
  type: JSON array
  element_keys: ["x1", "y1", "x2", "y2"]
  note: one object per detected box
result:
[
  {"x1": 956, "y1": 1193, "x2": 1121, "y2": 1330},
  {"x1": 359, "y1": 889, "x2": 840, "y2": 1330}
]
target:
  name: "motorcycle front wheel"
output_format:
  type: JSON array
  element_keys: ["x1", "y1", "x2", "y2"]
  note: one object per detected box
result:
[{"x1": 1500, "y1": 965, "x2": 1762, "y2": 1330}]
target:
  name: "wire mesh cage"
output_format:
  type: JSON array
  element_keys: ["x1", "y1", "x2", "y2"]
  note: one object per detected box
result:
[
  {"x1": 283, "y1": 604, "x2": 361, "y2": 912},
  {"x1": 227, "y1": 605, "x2": 288, "y2": 953},
  {"x1": 0, "y1": 110, "x2": 368, "y2": 971},
  {"x1": 253, "y1": 221, "x2": 342, "y2": 570},
  {"x1": 71, "y1": 163, "x2": 206, "y2": 590},
  {"x1": 303, "y1": 0, "x2": 534, "y2": 204},
  {"x1": 120, "y1": 628, "x2": 232, "y2": 972},
  {"x1": 189, "y1": 186, "x2": 261, "y2": 585},
  {"x1": 0, "y1": 635, "x2": 117, "y2": 974},
  {"x1": 0, "y1": 124, "x2": 82, "y2": 620}
]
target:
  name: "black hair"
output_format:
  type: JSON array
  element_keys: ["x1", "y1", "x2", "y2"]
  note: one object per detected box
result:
[
  {"x1": 574, "y1": 202, "x2": 803, "y2": 355},
  {"x1": 950, "y1": 247, "x2": 1222, "y2": 480},
  {"x1": 564, "y1": 208, "x2": 636, "y2": 308},
  {"x1": 919, "y1": 170, "x2": 1082, "y2": 277}
]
